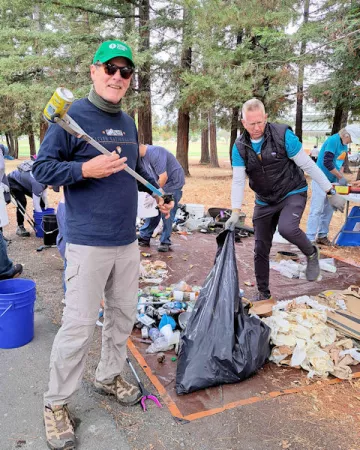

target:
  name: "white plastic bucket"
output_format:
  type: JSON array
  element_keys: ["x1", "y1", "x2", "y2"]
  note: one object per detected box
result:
[{"x1": 185, "y1": 204, "x2": 205, "y2": 220}]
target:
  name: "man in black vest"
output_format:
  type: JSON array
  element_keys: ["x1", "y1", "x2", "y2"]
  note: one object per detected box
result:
[{"x1": 225, "y1": 98, "x2": 345, "y2": 301}]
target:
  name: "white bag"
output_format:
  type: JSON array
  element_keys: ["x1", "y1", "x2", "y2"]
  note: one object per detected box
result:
[
  {"x1": 0, "y1": 186, "x2": 9, "y2": 227},
  {"x1": 137, "y1": 191, "x2": 158, "y2": 219}
]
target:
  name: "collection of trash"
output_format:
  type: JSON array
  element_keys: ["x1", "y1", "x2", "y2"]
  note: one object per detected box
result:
[
  {"x1": 270, "y1": 253, "x2": 337, "y2": 280},
  {"x1": 261, "y1": 292, "x2": 360, "y2": 379},
  {"x1": 131, "y1": 207, "x2": 360, "y2": 395},
  {"x1": 140, "y1": 259, "x2": 168, "y2": 284},
  {"x1": 135, "y1": 280, "x2": 201, "y2": 357}
]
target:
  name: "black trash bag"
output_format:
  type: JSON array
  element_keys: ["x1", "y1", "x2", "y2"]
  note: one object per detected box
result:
[{"x1": 176, "y1": 230, "x2": 271, "y2": 395}]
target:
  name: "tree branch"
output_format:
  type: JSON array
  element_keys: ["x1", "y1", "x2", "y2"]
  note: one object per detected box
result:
[{"x1": 39, "y1": 0, "x2": 139, "y2": 19}]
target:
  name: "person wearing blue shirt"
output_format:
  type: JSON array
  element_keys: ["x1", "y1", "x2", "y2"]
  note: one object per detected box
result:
[
  {"x1": 226, "y1": 98, "x2": 345, "y2": 302},
  {"x1": 138, "y1": 144, "x2": 185, "y2": 252},
  {"x1": 33, "y1": 40, "x2": 174, "y2": 450},
  {"x1": 306, "y1": 125, "x2": 360, "y2": 246}
]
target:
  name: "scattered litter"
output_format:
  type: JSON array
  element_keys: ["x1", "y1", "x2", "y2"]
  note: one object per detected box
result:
[
  {"x1": 262, "y1": 293, "x2": 360, "y2": 379},
  {"x1": 137, "y1": 314, "x2": 156, "y2": 327},
  {"x1": 275, "y1": 251, "x2": 299, "y2": 262},
  {"x1": 140, "y1": 260, "x2": 168, "y2": 283},
  {"x1": 146, "y1": 336, "x2": 174, "y2": 354},
  {"x1": 274, "y1": 295, "x2": 334, "y2": 313},
  {"x1": 141, "y1": 327, "x2": 149, "y2": 339},
  {"x1": 270, "y1": 257, "x2": 336, "y2": 279},
  {"x1": 136, "y1": 281, "x2": 200, "y2": 355},
  {"x1": 177, "y1": 217, "x2": 214, "y2": 232},
  {"x1": 157, "y1": 352, "x2": 166, "y2": 363},
  {"x1": 336, "y1": 299, "x2": 347, "y2": 310}
]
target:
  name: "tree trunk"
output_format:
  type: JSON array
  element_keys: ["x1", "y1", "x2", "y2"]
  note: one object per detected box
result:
[
  {"x1": 176, "y1": 12, "x2": 192, "y2": 177},
  {"x1": 342, "y1": 153, "x2": 352, "y2": 174},
  {"x1": 40, "y1": 120, "x2": 48, "y2": 143},
  {"x1": 295, "y1": 0, "x2": 310, "y2": 142},
  {"x1": 123, "y1": 3, "x2": 136, "y2": 120},
  {"x1": 209, "y1": 109, "x2": 219, "y2": 168},
  {"x1": 331, "y1": 104, "x2": 344, "y2": 135},
  {"x1": 229, "y1": 106, "x2": 239, "y2": 161},
  {"x1": 6, "y1": 132, "x2": 18, "y2": 159},
  {"x1": 200, "y1": 116, "x2": 209, "y2": 164},
  {"x1": 29, "y1": 131, "x2": 36, "y2": 157},
  {"x1": 340, "y1": 109, "x2": 349, "y2": 129},
  {"x1": 176, "y1": 108, "x2": 190, "y2": 176},
  {"x1": 137, "y1": 0, "x2": 152, "y2": 144}
]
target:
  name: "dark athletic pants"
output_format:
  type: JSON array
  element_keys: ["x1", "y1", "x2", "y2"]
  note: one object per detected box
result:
[
  {"x1": 252, "y1": 192, "x2": 314, "y2": 297},
  {"x1": 8, "y1": 178, "x2": 44, "y2": 226}
]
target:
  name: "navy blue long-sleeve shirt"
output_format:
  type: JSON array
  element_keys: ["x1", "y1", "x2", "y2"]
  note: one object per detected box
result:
[{"x1": 33, "y1": 98, "x2": 158, "y2": 246}]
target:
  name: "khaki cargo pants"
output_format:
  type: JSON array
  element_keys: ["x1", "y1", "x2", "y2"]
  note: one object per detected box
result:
[{"x1": 44, "y1": 241, "x2": 140, "y2": 406}]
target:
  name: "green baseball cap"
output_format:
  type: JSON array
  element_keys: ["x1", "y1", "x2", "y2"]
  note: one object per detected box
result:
[{"x1": 92, "y1": 40, "x2": 135, "y2": 67}]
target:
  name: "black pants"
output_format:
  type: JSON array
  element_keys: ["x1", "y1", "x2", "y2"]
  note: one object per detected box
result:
[
  {"x1": 9, "y1": 179, "x2": 44, "y2": 226},
  {"x1": 252, "y1": 193, "x2": 314, "y2": 297}
]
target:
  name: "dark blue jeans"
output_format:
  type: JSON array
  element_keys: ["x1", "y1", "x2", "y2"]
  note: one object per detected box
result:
[
  {"x1": 140, "y1": 189, "x2": 183, "y2": 245},
  {"x1": 0, "y1": 232, "x2": 14, "y2": 277}
]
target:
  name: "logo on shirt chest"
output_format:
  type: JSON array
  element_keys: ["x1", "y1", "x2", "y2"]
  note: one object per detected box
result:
[{"x1": 103, "y1": 129, "x2": 125, "y2": 136}]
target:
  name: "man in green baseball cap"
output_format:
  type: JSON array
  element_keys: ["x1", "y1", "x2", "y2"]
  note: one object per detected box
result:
[
  {"x1": 93, "y1": 39, "x2": 135, "y2": 67},
  {"x1": 37, "y1": 37, "x2": 174, "y2": 450}
]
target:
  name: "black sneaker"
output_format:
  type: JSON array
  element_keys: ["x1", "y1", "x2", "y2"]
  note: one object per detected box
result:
[
  {"x1": 158, "y1": 243, "x2": 171, "y2": 252},
  {"x1": 16, "y1": 225, "x2": 30, "y2": 237},
  {"x1": 253, "y1": 291, "x2": 273, "y2": 302},
  {"x1": 306, "y1": 246, "x2": 320, "y2": 281},
  {"x1": 137, "y1": 236, "x2": 150, "y2": 247},
  {"x1": 0, "y1": 264, "x2": 23, "y2": 280}
]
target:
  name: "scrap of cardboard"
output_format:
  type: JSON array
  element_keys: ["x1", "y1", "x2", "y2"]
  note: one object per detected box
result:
[
  {"x1": 326, "y1": 285, "x2": 360, "y2": 339},
  {"x1": 249, "y1": 298, "x2": 275, "y2": 317}
]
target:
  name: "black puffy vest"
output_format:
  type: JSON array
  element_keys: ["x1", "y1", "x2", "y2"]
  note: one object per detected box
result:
[{"x1": 235, "y1": 123, "x2": 307, "y2": 205}]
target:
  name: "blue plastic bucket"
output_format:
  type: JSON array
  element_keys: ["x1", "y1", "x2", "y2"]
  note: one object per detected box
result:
[
  {"x1": 0, "y1": 279, "x2": 36, "y2": 349},
  {"x1": 33, "y1": 208, "x2": 55, "y2": 238}
]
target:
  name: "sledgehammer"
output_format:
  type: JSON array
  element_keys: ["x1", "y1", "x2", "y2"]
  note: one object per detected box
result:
[{"x1": 43, "y1": 88, "x2": 171, "y2": 201}]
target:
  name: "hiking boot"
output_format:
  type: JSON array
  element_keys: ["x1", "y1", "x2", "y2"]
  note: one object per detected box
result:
[
  {"x1": 16, "y1": 225, "x2": 30, "y2": 237},
  {"x1": 0, "y1": 264, "x2": 23, "y2": 280},
  {"x1": 94, "y1": 375, "x2": 141, "y2": 406},
  {"x1": 306, "y1": 246, "x2": 320, "y2": 281},
  {"x1": 158, "y1": 243, "x2": 171, "y2": 252},
  {"x1": 137, "y1": 236, "x2": 150, "y2": 247},
  {"x1": 253, "y1": 291, "x2": 273, "y2": 302},
  {"x1": 44, "y1": 404, "x2": 76, "y2": 450},
  {"x1": 316, "y1": 236, "x2": 332, "y2": 246}
]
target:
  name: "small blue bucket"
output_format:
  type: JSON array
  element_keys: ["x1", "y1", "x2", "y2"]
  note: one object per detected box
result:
[
  {"x1": 0, "y1": 279, "x2": 36, "y2": 349},
  {"x1": 33, "y1": 208, "x2": 55, "y2": 238}
]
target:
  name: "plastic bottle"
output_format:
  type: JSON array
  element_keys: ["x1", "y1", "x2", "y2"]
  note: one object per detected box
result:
[
  {"x1": 149, "y1": 327, "x2": 161, "y2": 341},
  {"x1": 164, "y1": 301, "x2": 186, "y2": 310}
]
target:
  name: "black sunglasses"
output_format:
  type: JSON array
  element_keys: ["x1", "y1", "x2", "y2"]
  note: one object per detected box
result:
[{"x1": 99, "y1": 63, "x2": 134, "y2": 79}]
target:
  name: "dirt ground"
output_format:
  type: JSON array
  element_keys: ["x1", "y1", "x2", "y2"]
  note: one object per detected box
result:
[
  {"x1": 5, "y1": 156, "x2": 360, "y2": 266},
  {"x1": 182, "y1": 158, "x2": 360, "y2": 265},
  {"x1": 3, "y1": 157, "x2": 360, "y2": 449}
]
